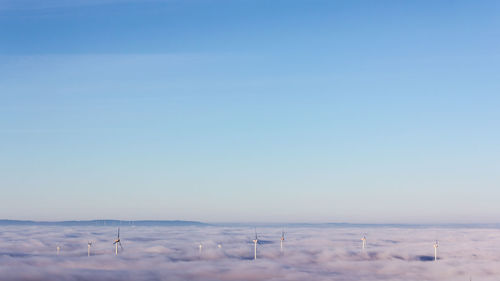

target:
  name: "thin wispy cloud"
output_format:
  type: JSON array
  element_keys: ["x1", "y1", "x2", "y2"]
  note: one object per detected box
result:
[{"x1": 0, "y1": 0, "x2": 169, "y2": 12}]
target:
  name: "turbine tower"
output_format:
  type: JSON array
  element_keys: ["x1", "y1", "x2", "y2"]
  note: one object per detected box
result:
[
  {"x1": 361, "y1": 235, "x2": 367, "y2": 251},
  {"x1": 199, "y1": 242, "x2": 203, "y2": 255},
  {"x1": 433, "y1": 240, "x2": 439, "y2": 261},
  {"x1": 87, "y1": 241, "x2": 92, "y2": 257},
  {"x1": 280, "y1": 229, "x2": 285, "y2": 253},
  {"x1": 113, "y1": 228, "x2": 123, "y2": 255},
  {"x1": 56, "y1": 246, "x2": 60, "y2": 255},
  {"x1": 253, "y1": 229, "x2": 259, "y2": 260}
]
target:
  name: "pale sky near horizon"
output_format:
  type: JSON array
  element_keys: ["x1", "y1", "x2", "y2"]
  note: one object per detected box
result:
[{"x1": 1, "y1": 0, "x2": 499, "y2": 223}]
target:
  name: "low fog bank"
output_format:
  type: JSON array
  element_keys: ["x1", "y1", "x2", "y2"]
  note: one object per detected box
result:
[{"x1": 0, "y1": 225, "x2": 498, "y2": 281}]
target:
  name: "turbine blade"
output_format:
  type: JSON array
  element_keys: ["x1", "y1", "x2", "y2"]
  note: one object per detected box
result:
[
  {"x1": 118, "y1": 228, "x2": 120, "y2": 239},
  {"x1": 119, "y1": 241, "x2": 123, "y2": 250}
]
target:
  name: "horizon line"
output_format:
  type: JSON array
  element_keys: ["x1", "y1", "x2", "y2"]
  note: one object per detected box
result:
[{"x1": 2, "y1": 219, "x2": 500, "y2": 227}]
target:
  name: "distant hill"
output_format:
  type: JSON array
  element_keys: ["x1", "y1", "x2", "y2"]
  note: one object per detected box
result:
[
  {"x1": 0, "y1": 220, "x2": 207, "y2": 226},
  {"x1": 1, "y1": 220, "x2": 498, "y2": 228}
]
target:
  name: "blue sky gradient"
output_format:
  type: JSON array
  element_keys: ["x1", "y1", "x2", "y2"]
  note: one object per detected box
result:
[{"x1": 1, "y1": 0, "x2": 499, "y2": 223}]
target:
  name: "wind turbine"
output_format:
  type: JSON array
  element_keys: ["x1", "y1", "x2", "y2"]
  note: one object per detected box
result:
[
  {"x1": 253, "y1": 228, "x2": 259, "y2": 260},
  {"x1": 113, "y1": 228, "x2": 123, "y2": 255},
  {"x1": 433, "y1": 240, "x2": 439, "y2": 261},
  {"x1": 361, "y1": 235, "x2": 367, "y2": 251},
  {"x1": 87, "y1": 241, "x2": 93, "y2": 257},
  {"x1": 280, "y1": 229, "x2": 285, "y2": 253},
  {"x1": 198, "y1": 242, "x2": 203, "y2": 255},
  {"x1": 56, "y1": 245, "x2": 60, "y2": 255}
]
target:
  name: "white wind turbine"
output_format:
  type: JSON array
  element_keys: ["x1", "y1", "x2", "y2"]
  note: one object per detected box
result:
[
  {"x1": 56, "y1": 245, "x2": 61, "y2": 255},
  {"x1": 361, "y1": 235, "x2": 367, "y2": 251},
  {"x1": 280, "y1": 229, "x2": 285, "y2": 253},
  {"x1": 253, "y1": 229, "x2": 259, "y2": 260},
  {"x1": 113, "y1": 228, "x2": 123, "y2": 255},
  {"x1": 433, "y1": 240, "x2": 439, "y2": 261},
  {"x1": 199, "y1": 242, "x2": 203, "y2": 255},
  {"x1": 87, "y1": 241, "x2": 93, "y2": 257}
]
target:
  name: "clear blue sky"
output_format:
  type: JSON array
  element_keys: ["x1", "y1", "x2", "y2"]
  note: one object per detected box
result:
[{"x1": 1, "y1": 0, "x2": 499, "y2": 223}]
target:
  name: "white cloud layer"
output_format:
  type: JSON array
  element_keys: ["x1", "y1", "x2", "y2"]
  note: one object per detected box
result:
[{"x1": 0, "y1": 225, "x2": 498, "y2": 280}]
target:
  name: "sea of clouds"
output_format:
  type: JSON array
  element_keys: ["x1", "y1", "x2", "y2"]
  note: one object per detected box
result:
[{"x1": 0, "y1": 225, "x2": 499, "y2": 281}]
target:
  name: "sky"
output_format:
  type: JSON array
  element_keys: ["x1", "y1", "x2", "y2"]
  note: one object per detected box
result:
[{"x1": 0, "y1": 0, "x2": 499, "y2": 223}]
